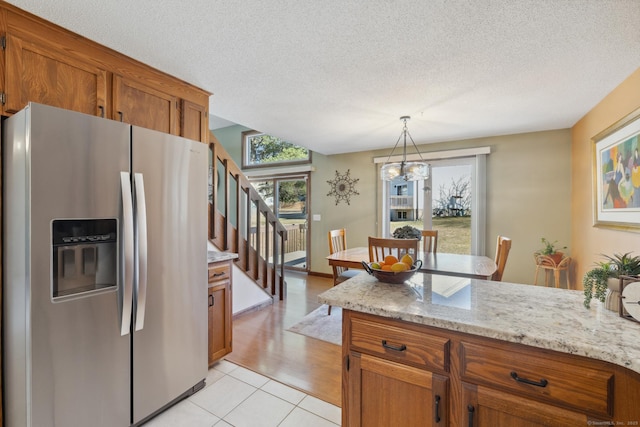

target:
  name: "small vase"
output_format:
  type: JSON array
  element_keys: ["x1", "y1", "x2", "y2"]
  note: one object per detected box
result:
[
  {"x1": 604, "y1": 277, "x2": 620, "y2": 312},
  {"x1": 586, "y1": 298, "x2": 605, "y2": 332}
]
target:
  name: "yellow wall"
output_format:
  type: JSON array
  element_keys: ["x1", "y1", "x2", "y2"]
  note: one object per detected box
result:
[{"x1": 571, "y1": 68, "x2": 640, "y2": 284}]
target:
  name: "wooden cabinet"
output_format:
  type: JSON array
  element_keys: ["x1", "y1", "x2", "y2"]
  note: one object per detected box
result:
[
  {"x1": 112, "y1": 74, "x2": 178, "y2": 134},
  {"x1": 460, "y1": 340, "x2": 613, "y2": 419},
  {"x1": 4, "y1": 32, "x2": 108, "y2": 116},
  {"x1": 208, "y1": 259, "x2": 232, "y2": 365},
  {"x1": 347, "y1": 352, "x2": 448, "y2": 426},
  {"x1": 344, "y1": 311, "x2": 450, "y2": 427},
  {"x1": 343, "y1": 310, "x2": 640, "y2": 427},
  {"x1": 461, "y1": 382, "x2": 588, "y2": 426},
  {"x1": 181, "y1": 99, "x2": 209, "y2": 142},
  {"x1": 0, "y1": 3, "x2": 210, "y2": 142}
]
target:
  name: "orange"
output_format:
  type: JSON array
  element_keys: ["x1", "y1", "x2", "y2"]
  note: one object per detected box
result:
[
  {"x1": 384, "y1": 255, "x2": 399, "y2": 265},
  {"x1": 381, "y1": 264, "x2": 393, "y2": 271}
]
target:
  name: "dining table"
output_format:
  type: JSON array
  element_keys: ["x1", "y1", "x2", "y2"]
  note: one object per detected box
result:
[{"x1": 326, "y1": 247, "x2": 497, "y2": 280}]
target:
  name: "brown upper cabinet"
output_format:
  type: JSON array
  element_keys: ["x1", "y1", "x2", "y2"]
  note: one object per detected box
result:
[
  {"x1": 113, "y1": 74, "x2": 178, "y2": 135},
  {"x1": 4, "y1": 32, "x2": 108, "y2": 117},
  {"x1": 0, "y1": 3, "x2": 210, "y2": 142},
  {"x1": 181, "y1": 99, "x2": 209, "y2": 143}
]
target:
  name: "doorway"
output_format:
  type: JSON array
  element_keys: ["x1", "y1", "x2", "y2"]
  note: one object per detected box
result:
[
  {"x1": 383, "y1": 156, "x2": 483, "y2": 255},
  {"x1": 250, "y1": 174, "x2": 309, "y2": 271}
]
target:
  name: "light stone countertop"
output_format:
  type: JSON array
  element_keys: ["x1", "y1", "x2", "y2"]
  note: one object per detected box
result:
[
  {"x1": 207, "y1": 251, "x2": 238, "y2": 264},
  {"x1": 318, "y1": 271, "x2": 640, "y2": 375}
]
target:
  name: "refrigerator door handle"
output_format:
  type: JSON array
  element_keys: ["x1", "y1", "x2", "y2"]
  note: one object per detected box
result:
[
  {"x1": 134, "y1": 173, "x2": 148, "y2": 331},
  {"x1": 120, "y1": 172, "x2": 134, "y2": 336}
]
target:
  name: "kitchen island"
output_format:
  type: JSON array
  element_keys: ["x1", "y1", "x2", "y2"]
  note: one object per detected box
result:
[{"x1": 318, "y1": 272, "x2": 640, "y2": 426}]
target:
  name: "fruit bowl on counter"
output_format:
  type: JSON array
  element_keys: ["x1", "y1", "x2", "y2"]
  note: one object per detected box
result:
[{"x1": 361, "y1": 257, "x2": 423, "y2": 285}]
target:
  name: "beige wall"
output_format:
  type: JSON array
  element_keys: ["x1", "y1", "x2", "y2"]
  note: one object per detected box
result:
[
  {"x1": 312, "y1": 129, "x2": 572, "y2": 285},
  {"x1": 214, "y1": 125, "x2": 573, "y2": 286},
  {"x1": 571, "y1": 68, "x2": 640, "y2": 285}
]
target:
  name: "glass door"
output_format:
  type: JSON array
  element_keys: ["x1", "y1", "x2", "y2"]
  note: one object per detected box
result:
[
  {"x1": 250, "y1": 174, "x2": 309, "y2": 271},
  {"x1": 384, "y1": 158, "x2": 478, "y2": 255}
]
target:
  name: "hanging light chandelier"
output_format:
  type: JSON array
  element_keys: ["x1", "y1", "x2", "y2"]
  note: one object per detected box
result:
[{"x1": 380, "y1": 116, "x2": 430, "y2": 181}]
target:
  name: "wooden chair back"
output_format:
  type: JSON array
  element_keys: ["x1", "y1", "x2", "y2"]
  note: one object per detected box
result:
[
  {"x1": 368, "y1": 237, "x2": 419, "y2": 263},
  {"x1": 328, "y1": 229, "x2": 349, "y2": 278},
  {"x1": 491, "y1": 235, "x2": 512, "y2": 281},
  {"x1": 421, "y1": 230, "x2": 438, "y2": 253}
]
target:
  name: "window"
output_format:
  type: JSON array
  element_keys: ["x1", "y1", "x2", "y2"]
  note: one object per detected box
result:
[
  {"x1": 377, "y1": 147, "x2": 489, "y2": 255},
  {"x1": 242, "y1": 130, "x2": 311, "y2": 169}
]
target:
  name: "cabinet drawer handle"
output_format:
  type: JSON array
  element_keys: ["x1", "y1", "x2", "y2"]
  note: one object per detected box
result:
[
  {"x1": 381, "y1": 340, "x2": 406, "y2": 352},
  {"x1": 213, "y1": 272, "x2": 226, "y2": 277},
  {"x1": 209, "y1": 294, "x2": 214, "y2": 307},
  {"x1": 467, "y1": 405, "x2": 475, "y2": 427},
  {"x1": 510, "y1": 371, "x2": 548, "y2": 388},
  {"x1": 434, "y1": 395, "x2": 441, "y2": 423}
]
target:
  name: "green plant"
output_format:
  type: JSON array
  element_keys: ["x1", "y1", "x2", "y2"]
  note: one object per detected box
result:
[
  {"x1": 583, "y1": 252, "x2": 640, "y2": 308},
  {"x1": 603, "y1": 252, "x2": 640, "y2": 276},
  {"x1": 538, "y1": 237, "x2": 567, "y2": 255},
  {"x1": 392, "y1": 225, "x2": 421, "y2": 240}
]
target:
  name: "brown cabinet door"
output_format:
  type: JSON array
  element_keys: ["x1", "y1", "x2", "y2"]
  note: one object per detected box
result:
[
  {"x1": 181, "y1": 99, "x2": 208, "y2": 142},
  {"x1": 461, "y1": 382, "x2": 594, "y2": 427},
  {"x1": 4, "y1": 33, "x2": 107, "y2": 116},
  {"x1": 112, "y1": 74, "x2": 177, "y2": 134},
  {"x1": 208, "y1": 281, "x2": 232, "y2": 365},
  {"x1": 347, "y1": 352, "x2": 448, "y2": 427}
]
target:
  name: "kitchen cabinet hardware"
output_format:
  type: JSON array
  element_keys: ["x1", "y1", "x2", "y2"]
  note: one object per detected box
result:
[
  {"x1": 343, "y1": 310, "x2": 634, "y2": 425},
  {"x1": 510, "y1": 371, "x2": 548, "y2": 388},
  {"x1": 467, "y1": 405, "x2": 475, "y2": 427},
  {"x1": 381, "y1": 340, "x2": 406, "y2": 352}
]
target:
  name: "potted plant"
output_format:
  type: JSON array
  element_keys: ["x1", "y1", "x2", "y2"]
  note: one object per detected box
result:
[
  {"x1": 392, "y1": 225, "x2": 421, "y2": 240},
  {"x1": 583, "y1": 252, "x2": 640, "y2": 309},
  {"x1": 535, "y1": 237, "x2": 567, "y2": 265}
]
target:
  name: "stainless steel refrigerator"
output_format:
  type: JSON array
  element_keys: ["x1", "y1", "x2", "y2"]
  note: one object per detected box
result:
[{"x1": 3, "y1": 103, "x2": 208, "y2": 426}]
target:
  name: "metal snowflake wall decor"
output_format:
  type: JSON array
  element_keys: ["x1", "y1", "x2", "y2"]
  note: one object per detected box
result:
[{"x1": 327, "y1": 169, "x2": 360, "y2": 205}]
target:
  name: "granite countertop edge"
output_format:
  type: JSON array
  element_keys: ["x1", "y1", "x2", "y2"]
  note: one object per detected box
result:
[
  {"x1": 207, "y1": 251, "x2": 239, "y2": 263},
  {"x1": 318, "y1": 272, "x2": 640, "y2": 375}
]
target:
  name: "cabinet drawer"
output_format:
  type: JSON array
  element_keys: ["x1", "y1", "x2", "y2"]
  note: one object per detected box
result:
[
  {"x1": 350, "y1": 316, "x2": 449, "y2": 372},
  {"x1": 460, "y1": 341, "x2": 613, "y2": 417},
  {"x1": 208, "y1": 262, "x2": 230, "y2": 284}
]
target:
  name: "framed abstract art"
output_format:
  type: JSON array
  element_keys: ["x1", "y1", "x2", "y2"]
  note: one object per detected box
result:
[{"x1": 593, "y1": 107, "x2": 640, "y2": 231}]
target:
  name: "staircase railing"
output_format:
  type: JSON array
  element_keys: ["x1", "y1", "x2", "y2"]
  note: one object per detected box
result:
[{"x1": 209, "y1": 134, "x2": 287, "y2": 300}]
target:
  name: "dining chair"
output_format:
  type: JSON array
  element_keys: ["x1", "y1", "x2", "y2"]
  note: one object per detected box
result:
[
  {"x1": 327, "y1": 229, "x2": 360, "y2": 315},
  {"x1": 421, "y1": 230, "x2": 438, "y2": 253},
  {"x1": 368, "y1": 236, "x2": 419, "y2": 263},
  {"x1": 491, "y1": 235, "x2": 512, "y2": 281}
]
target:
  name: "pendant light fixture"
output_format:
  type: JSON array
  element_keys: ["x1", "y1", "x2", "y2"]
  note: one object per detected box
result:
[{"x1": 380, "y1": 116, "x2": 430, "y2": 181}]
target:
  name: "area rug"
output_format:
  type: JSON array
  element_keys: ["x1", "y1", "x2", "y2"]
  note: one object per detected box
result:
[{"x1": 287, "y1": 305, "x2": 342, "y2": 346}]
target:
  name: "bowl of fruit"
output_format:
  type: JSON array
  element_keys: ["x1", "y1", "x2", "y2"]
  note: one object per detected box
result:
[{"x1": 361, "y1": 254, "x2": 423, "y2": 284}]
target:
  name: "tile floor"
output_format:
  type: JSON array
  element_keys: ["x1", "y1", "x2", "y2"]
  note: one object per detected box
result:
[{"x1": 144, "y1": 359, "x2": 341, "y2": 427}]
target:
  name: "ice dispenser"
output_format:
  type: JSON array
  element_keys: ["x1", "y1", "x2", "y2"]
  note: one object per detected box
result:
[{"x1": 52, "y1": 219, "x2": 117, "y2": 300}]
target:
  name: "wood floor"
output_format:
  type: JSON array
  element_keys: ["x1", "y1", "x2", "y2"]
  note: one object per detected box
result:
[{"x1": 225, "y1": 271, "x2": 343, "y2": 407}]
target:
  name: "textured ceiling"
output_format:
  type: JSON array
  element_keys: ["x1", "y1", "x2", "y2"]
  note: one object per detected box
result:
[{"x1": 6, "y1": 0, "x2": 640, "y2": 155}]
